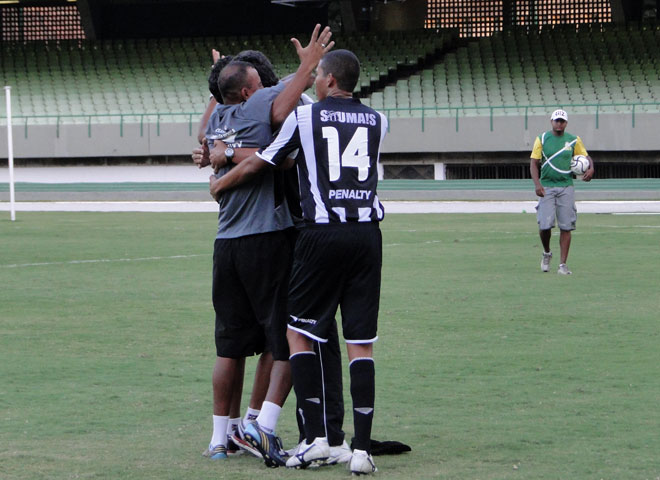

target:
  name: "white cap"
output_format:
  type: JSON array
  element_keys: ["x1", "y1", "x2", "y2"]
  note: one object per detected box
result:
[{"x1": 551, "y1": 109, "x2": 568, "y2": 121}]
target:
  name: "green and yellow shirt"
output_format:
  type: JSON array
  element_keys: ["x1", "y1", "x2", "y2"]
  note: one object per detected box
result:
[{"x1": 531, "y1": 131, "x2": 588, "y2": 187}]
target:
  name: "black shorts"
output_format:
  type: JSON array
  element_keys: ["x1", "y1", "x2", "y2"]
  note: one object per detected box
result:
[
  {"x1": 287, "y1": 223, "x2": 382, "y2": 344},
  {"x1": 213, "y1": 230, "x2": 292, "y2": 360}
]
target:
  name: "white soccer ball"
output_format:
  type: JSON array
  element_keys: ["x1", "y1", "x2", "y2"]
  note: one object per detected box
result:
[{"x1": 571, "y1": 155, "x2": 589, "y2": 176}]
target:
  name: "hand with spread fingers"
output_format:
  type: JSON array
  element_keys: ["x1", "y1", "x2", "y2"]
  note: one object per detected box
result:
[
  {"x1": 269, "y1": 24, "x2": 334, "y2": 129},
  {"x1": 291, "y1": 24, "x2": 334, "y2": 70}
]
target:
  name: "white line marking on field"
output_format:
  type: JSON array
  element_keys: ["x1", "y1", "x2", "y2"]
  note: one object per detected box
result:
[
  {"x1": 1, "y1": 254, "x2": 207, "y2": 269},
  {"x1": 2, "y1": 200, "x2": 659, "y2": 214},
  {"x1": 612, "y1": 213, "x2": 660, "y2": 216},
  {"x1": 383, "y1": 239, "x2": 452, "y2": 248},
  {"x1": 594, "y1": 224, "x2": 660, "y2": 228}
]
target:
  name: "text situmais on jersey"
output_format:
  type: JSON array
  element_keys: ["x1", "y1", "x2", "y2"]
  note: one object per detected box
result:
[{"x1": 257, "y1": 96, "x2": 388, "y2": 225}]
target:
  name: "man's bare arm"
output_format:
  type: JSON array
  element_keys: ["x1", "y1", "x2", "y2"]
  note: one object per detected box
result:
[
  {"x1": 209, "y1": 155, "x2": 270, "y2": 201},
  {"x1": 582, "y1": 155, "x2": 595, "y2": 181},
  {"x1": 209, "y1": 140, "x2": 259, "y2": 172},
  {"x1": 269, "y1": 24, "x2": 334, "y2": 129},
  {"x1": 197, "y1": 98, "x2": 218, "y2": 144},
  {"x1": 196, "y1": 49, "x2": 223, "y2": 144},
  {"x1": 209, "y1": 141, "x2": 294, "y2": 172},
  {"x1": 530, "y1": 158, "x2": 544, "y2": 197}
]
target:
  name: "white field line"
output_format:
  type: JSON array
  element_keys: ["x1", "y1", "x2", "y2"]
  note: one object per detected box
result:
[
  {"x1": 0, "y1": 201, "x2": 220, "y2": 213},
  {"x1": 594, "y1": 223, "x2": 660, "y2": 227},
  {"x1": 1, "y1": 254, "x2": 207, "y2": 269},
  {"x1": 0, "y1": 166, "x2": 210, "y2": 183},
  {"x1": 612, "y1": 213, "x2": 660, "y2": 216},
  {"x1": 4, "y1": 230, "x2": 657, "y2": 269},
  {"x1": 2, "y1": 200, "x2": 660, "y2": 214}
]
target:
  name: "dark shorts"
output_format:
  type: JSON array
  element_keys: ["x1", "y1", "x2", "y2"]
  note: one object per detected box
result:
[
  {"x1": 287, "y1": 223, "x2": 382, "y2": 344},
  {"x1": 213, "y1": 230, "x2": 292, "y2": 360}
]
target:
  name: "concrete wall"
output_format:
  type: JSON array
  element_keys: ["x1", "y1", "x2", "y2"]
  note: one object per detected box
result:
[
  {"x1": 2, "y1": 113, "x2": 659, "y2": 160},
  {"x1": 0, "y1": 121, "x2": 197, "y2": 159},
  {"x1": 380, "y1": 112, "x2": 660, "y2": 154}
]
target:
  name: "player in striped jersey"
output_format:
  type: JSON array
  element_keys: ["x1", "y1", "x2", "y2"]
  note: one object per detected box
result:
[
  {"x1": 197, "y1": 27, "x2": 337, "y2": 466},
  {"x1": 209, "y1": 49, "x2": 386, "y2": 475}
]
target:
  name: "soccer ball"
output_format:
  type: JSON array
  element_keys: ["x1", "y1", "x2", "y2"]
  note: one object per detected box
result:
[{"x1": 571, "y1": 155, "x2": 589, "y2": 176}]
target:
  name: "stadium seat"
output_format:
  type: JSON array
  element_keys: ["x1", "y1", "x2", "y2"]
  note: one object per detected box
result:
[{"x1": 3, "y1": 25, "x2": 659, "y2": 122}]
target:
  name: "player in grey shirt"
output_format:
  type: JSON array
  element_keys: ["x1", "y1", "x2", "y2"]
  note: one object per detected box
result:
[
  {"x1": 204, "y1": 26, "x2": 334, "y2": 467},
  {"x1": 211, "y1": 75, "x2": 352, "y2": 464},
  {"x1": 208, "y1": 79, "x2": 293, "y2": 238}
]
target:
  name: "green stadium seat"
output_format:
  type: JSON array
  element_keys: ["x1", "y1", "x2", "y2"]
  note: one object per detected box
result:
[{"x1": 4, "y1": 25, "x2": 658, "y2": 122}]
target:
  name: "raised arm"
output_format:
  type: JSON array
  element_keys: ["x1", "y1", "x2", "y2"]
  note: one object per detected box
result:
[
  {"x1": 195, "y1": 49, "x2": 221, "y2": 144},
  {"x1": 269, "y1": 24, "x2": 334, "y2": 129},
  {"x1": 197, "y1": 99, "x2": 218, "y2": 144}
]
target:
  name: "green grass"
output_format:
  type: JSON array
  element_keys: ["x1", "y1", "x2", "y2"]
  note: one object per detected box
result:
[{"x1": 1, "y1": 212, "x2": 659, "y2": 479}]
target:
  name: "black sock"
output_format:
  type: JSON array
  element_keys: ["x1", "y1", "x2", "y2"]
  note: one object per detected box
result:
[
  {"x1": 350, "y1": 358, "x2": 375, "y2": 453},
  {"x1": 290, "y1": 351, "x2": 325, "y2": 443}
]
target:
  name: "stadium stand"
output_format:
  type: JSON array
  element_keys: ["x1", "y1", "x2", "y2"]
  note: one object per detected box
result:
[
  {"x1": 1, "y1": 1, "x2": 659, "y2": 179},
  {"x1": 2, "y1": 25, "x2": 660, "y2": 123},
  {"x1": 0, "y1": 30, "x2": 457, "y2": 121},
  {"x1": 4, "y1": 23, "x2": 658, "y2": 124},
  {"x1": 378, "y1": 23, "x2": 660, "y2": 117}
]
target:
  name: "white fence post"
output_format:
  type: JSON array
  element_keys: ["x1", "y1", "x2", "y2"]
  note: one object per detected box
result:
[{"x1": 4, "y1": 86, "x2": 16, "y2": 221}]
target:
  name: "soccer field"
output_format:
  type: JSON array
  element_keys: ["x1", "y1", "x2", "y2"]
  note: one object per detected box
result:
[{"x1": 1, "y1": 212, "x2": 659, "y2": 479}]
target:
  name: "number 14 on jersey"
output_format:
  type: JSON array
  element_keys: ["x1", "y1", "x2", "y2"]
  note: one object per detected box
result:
[{"x1": 322, "y1": 126, "x2": 370, "y2": 182}]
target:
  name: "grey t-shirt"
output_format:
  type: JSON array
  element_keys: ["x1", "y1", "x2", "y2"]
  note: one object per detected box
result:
[{"x1": 206, "y1": 82, "x2": 293, "y2": 239}]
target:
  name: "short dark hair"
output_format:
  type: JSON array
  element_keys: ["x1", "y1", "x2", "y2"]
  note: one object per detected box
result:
[
  {"x1": 234, "y1": 50, "x2": 279, "y2": 88},
  {"x1": 320, "y1": 49, "x2": 360, "y2": 93},
  {"x1": 208, "y1": 55, "x2": 234, "y2": 103},
  {"x1": 218, "y1": 60, "x2": 255, "y2": 104}
]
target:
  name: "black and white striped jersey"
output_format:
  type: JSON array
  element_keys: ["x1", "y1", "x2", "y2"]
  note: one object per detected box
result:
[{"x1": 256, "y1": 96, "x2": 388, "y2": 224}]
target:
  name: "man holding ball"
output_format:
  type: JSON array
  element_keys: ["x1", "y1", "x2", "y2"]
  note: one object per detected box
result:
[{"x1": 530, "y1": 109, "x2": 595, "y2": 275}]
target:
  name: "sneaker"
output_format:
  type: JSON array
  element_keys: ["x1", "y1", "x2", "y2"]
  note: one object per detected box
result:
[
  {"x1": 285, "y1": 437, "x2": 330, "y2": 469},
  {"x1": 243, "y1": 422, "x2": 288, "y2": 468},
  {"x1": 285, "y1": 439, "x2": 348, "y2": 468},
  {"x1": 349, "y1": 449, "x2": 377, "y2": 476},
  {"x1": 231, "y1": 421, "x2": 263, "y2": 459},
  {"x1": 541, "y1": 251, "x2": 552, "y2": 272},
  {"x1": 201, "y1": 443, "x2": 228, "y2": 460},
  {"x1": 226, "y1": 435, "x2": 243, "y2": 456},
  {"x1": 326, "y1": 440, "x2": 352, "y2": 465},
  {"x1": 557, "y1": 263, "x2": 572, "y2": 275},
  {"x1": 285, "y1": 440, "x2": 302, "y2": 459}
]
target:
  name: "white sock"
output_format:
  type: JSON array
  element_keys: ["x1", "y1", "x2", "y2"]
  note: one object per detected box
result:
[
  {"x1": 243, "y1": 407, "x2": 260, "y2": 426},
  {"x1": 211, "y1": 415, "x2": 229, "y2": 447},
  {"x1": 227, "y1": 417, "x2": 241, "y2": 436},
  {"x1": 256, "y1": 401, "x2": 281, "y2": 434}
]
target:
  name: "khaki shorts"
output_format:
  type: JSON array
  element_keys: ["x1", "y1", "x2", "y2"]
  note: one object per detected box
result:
[{"x1": 536, "y1": 186, "x2": 577, "y2": 231}]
